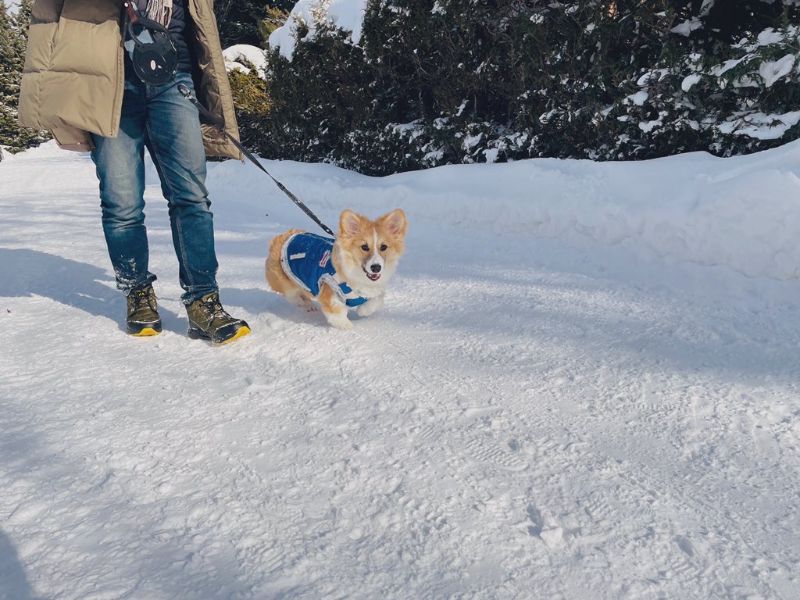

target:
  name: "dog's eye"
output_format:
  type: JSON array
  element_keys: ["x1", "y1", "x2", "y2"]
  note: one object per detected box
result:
[
  {"x1": 380, "y1": 244, "x2": 388, "y2": 251},
  {"x1": 361, "y1": 244, "x2": 369, "y2": 252}
]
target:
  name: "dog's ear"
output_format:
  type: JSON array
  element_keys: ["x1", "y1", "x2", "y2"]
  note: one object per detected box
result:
[
  {"x1": 339, "y1": 210, "x2": 364, "y2": 238},
  {"x1": 380, "y1": 209, "x2": 408, "y2": 238}
]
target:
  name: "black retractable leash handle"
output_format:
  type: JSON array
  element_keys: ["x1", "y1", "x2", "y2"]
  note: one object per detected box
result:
[
  {"x1": 177, "y1": 84, "x2": 336, "y2": 237},
  {"x1": 124, "y1": 1, "x2": 178, "y2": 86}
]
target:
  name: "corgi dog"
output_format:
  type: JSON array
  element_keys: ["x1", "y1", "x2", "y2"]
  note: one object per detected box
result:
[{"x1": 266, "y1": 209, "x2": 408, "y2": 329}]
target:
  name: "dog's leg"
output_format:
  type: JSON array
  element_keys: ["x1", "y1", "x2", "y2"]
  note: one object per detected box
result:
[
  {"x1": 318, "y1": 285, "x2": 353, "y2": 330},
  {"x1": 286, "y1": 289, "x2": 317, "y2": 312},
  {"x1": 356, "y1": 293, "x2": 384, "y2": 318}
]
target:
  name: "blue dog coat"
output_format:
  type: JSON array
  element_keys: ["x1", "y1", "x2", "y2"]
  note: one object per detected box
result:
[{"x1": 280, "y1": 233, "x2": 368, "y2": 308}]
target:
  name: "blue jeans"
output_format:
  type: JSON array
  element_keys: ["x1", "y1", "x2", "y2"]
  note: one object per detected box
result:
[{"x1": 90, "y1": 72, "x2": 218, "y2": 304}]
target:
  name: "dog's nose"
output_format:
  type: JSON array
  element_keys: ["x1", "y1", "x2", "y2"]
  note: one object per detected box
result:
[{"x1": 370, "y1": 264, "x2": 382, "y2": 273}]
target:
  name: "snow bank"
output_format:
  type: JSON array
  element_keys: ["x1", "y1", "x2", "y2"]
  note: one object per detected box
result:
[
  {"x1": 206, "y1": 140, "x2": 800, "y2": 281},
  {"x1": 269, "y1": 0, "x2": 368, "y2": 60},
  {"x1": 223, "y1": 44, "x2": 268, "y2": 78}
]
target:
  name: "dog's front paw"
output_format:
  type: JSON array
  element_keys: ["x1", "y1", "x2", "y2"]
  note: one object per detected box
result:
[
  {"x1": 331, "y1": 318, "x2": 354, "y2": 331},
  {"x1": 325, "y1": 312, "x2": 354, "y2": 330},
  {"x1": 357, "y1": 296, "x2": 384, "y2": 318}
]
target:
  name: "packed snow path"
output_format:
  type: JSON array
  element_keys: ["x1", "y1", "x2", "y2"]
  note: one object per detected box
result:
[{"x1": 1, "y1": 143, "x2": 799, "y2": 599}]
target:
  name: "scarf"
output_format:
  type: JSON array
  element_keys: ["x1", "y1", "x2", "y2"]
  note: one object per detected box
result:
[{"x1": 136, "y1": 0, "x2": 173, "y2": 27}]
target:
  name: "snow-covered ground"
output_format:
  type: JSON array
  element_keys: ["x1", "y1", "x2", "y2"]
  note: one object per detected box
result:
[{"x1": 1, "y1": 141, "x2": 800, "y2": 599}]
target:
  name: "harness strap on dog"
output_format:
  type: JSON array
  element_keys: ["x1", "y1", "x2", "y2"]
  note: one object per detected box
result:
[{"x1": 333, "y1": 276, "x2": 368, "y2": 308}]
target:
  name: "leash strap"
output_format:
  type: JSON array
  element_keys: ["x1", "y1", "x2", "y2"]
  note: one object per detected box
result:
[
  {"x1": 124, "y1": 1, "x2": 140, "y2": 24},
  {"x1": 177, "y1": 84, "x2": 336, "y2": 237}
]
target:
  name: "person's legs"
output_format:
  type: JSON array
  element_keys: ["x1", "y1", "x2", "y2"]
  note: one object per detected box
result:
[
  {"x1": 143, "y1": 72, "x2": 219, "y2": 304},
  {"x1": 90, "y1": 79, "x2": 155, "y2": 294}
]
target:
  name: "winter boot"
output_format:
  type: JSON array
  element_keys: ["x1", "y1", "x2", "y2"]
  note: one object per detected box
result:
[
  {"x1": 186, "y1": 292, "x2": 251, "y2": 345},
  {"x1": 126, "y1": 284, "x2": 162, "y2": 336}
]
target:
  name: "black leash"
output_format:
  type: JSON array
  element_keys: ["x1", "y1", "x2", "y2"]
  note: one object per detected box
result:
[{"x1": 177, "y1": 83, "x2": 336, "y2": 237}]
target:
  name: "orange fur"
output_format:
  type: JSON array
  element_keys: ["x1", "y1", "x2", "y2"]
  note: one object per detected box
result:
[
  {"x1": 333, "y1": 209, "x2": 407, "y2": 275},
  {"x1": 265, "y1": 228, "x2": 314, "y2": 308},
  {"x1": 317, "y1": 281, "x2": 346, "y2": 318}
]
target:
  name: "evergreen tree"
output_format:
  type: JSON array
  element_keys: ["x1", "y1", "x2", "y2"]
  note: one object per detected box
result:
[
  {"x1": 258, "y1": 0, "x2": 800, "y2": 174},
  {"x1": 671, "y1": 0, "x2": 791, "y2": 45},
  {"x1": 0, "y1": 0, "x2": 47, "y2": 159},
  {"x1": 214, "y1": 0, "x2": 294, "y2": 47}
]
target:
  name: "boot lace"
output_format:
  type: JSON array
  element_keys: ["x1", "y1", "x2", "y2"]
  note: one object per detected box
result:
[
  {"x1": 130, "y1": 287, "x2": 156, "y2": 311},
  {"x1": 201, "y1": 295, "x2": 231, "y2": 321}
]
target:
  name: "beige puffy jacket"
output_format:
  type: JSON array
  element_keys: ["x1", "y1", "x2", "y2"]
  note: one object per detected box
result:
[{"x1": 18, "y1": 0, "x2": 241, "y2": 159}]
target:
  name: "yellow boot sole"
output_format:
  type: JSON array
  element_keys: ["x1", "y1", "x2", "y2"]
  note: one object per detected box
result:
[
  {"x1": 218, "y1": 325, "x2": 251, "y2": 345},
  {"x1": 188, "y1": 324, "x2": 251, "y2": 345},
  {"x1": 129, "y1": 326, "x2": 161, "y2": 337}
]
